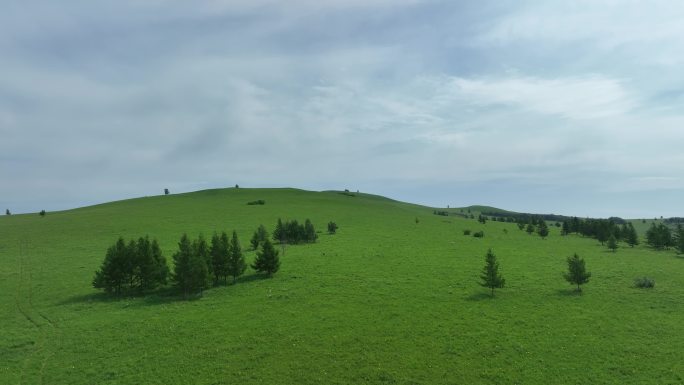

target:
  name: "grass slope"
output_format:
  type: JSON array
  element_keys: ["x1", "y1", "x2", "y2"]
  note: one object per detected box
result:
[{"x1": 1, "y1": 188, "x2": 683, "y2": 384}]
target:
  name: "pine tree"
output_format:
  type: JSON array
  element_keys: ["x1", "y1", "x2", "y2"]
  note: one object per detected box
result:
[
  {"x1": 607, "y1": 234, "x2": 618, "y2": 252},
  {"x1": 537, "y1": 221, "x2": 549, "y2": 239},
  {"x1": 210, "y1": 232, "x2": 230, "y2": 285},
  {"x1": 304, "y1": 219, "x2": 317, "y2": 243},
  {"x1": 5, "y1": 209, "x2": 10, "y2": 215},
  {"x1": 150, "y1": 238, "x2": 169, "y2": 287},
  {"x1": 675, "y1": 224, "x2": 684, "y2": 254},
  {"x1": 563, "y1": 253, "x2": 591, "y2": 292},
  {"x1": 625, "y1": 223, "x2": 639, "y2": 247},
  {"x1": 646, "y1": 223, "x2": 673, "y2": 250},
  {"x1": 93, "y1": 237, "x2": 129, "y2": 295},
  {"x1": 250, "y1": 225, "x2": 269, "y2": 250},
  {"x1": 252, "y1": 239, "x2": 280, "y2": 277},
  {"x1": 526, "y1": 223, "x2": 535, "y2": 235},
  {"x1": 194, "y1": 234, "x2": 212, "y2": 281},
  {"x1": 561, "y1": 221, "x2": 570, "y2": 236},
  {"x1": 134, "y1": 236, "x2": 168, "y2": 291},
  {"x1": 227, "y1": 230, "x2": 246, "y2": 283},
  {"x1": 479, "y1": 249, "x2": 505, "y2": 297},
  {"x1": 173, "y1": 234, "x2": 210, "y2": 299},
  {"x1": 273, "y1": 218, "x2": 284, "y2": 243}
]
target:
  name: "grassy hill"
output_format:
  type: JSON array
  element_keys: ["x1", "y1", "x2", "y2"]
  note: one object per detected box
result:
[{"x1": 1, "y1": 187, "x2": 683, "y2": 384}]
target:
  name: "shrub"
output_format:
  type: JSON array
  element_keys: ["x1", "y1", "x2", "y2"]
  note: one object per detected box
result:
[
  {"x1": 463, "y1": 229, "x2": 471, "y2": 235},
  {"x1": 473, "y1": 231, "x2": 484, "y2": 238},
  {"x1": 634, "y1": 277, "x2": 655, "y2": 288},
  {"x1": 39, "y1": 210, "x2": 46, "y2": 217},
  {"x1": 327, "y1": 221, "x2": 338, "y2": 234},
  {"x1": 247, "y1": 200, "x2": 265, "y2": 205}
]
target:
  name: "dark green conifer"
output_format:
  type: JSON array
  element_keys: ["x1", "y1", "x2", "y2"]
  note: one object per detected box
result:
[
  {"x1": 252, "y1": 239, "x2": 280, "y2": 277},
  {"x1": 227, "y1": 230, "x2": 246, "y2": 283},
  {"x1": 479, "y1": 249, "x2": 505, "y2": 297}
]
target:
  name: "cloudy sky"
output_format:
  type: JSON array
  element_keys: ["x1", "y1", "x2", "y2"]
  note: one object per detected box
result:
[{"x1": 2, "y1": 0, "x2": 683, "y2": 218}]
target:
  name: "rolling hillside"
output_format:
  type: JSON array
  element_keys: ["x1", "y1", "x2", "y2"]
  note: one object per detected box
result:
[{"x1": 1, "y1": 188, "x2": 682, "y2": 384}]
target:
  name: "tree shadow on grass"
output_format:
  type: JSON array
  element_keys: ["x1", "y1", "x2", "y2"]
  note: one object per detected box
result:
[
  {"x1": 555, "y1": 288, "x2": 582, "y2": 297},
  {"x1": 465, "y1": 292, "x2": 495, "y2": 301},
  {"x1": 58, "y1": 292, "x2": 114, "y2": 305},
  {"x1": 61, "y1": 274, "x2": 274, "y2": 306},
  {"x1": 237, "y1": 273, "x2": 272, "y2": 284}
]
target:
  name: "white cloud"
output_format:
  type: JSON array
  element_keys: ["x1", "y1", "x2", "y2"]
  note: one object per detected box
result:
[
  {"x1": 450, "y1": 75, "x2": 636, "y2": 120},
  {"x1": 481, "y1": 1, "x2": 684, "y2": 65}
]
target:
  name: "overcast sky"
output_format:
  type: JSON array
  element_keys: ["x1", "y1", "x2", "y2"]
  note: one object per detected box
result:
[{"x1": 2, "y1": 1, "x2": 683, "y2": 218}]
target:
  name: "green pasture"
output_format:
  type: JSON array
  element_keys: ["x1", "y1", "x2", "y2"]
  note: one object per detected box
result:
[{"x1": 1, "y1": 188, "x2": 682, "y2": 384}]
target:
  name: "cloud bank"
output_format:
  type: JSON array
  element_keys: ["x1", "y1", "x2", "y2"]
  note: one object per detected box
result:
[{"x1": 2, "y1": 0, "x2": 683, "y2": 217}]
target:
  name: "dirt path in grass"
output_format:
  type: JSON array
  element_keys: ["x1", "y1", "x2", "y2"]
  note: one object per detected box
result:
[{"x1": 15, "y1": 240, "x2": 62, "y2": 385}]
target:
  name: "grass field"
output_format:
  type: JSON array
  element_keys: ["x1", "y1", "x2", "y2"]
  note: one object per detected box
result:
[{"x1": 1, "y1": 187, "x2": 683, "y2": 384}]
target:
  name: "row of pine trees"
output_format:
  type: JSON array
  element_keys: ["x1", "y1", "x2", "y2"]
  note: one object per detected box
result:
[
  {"x1": 93, "y1": 231, "x2": 279, "y2": 298},
  {"x1": 93, "y1": 218, "x2": 327, "y2": 298}
]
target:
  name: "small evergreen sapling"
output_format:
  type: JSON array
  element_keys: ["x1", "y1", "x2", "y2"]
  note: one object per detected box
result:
[
  {"x1": 563, "y1": 253, "x2": 591, "y2": 292},
  {"x1": 479, "y1": 248, "x2": 505, "y2": 297}
]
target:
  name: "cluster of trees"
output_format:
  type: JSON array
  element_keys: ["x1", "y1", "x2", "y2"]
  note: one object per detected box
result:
[
  {"x1": 560, "y1": 217, "x2": 639, "y2": 248},
  {"x1": 251, "y1": 225, "x2": 269, "y2": 250},
  {"x1": 170, "y1": 230, "x2": 279, "y2": 298},
  {"x1": 327, "y1": 221, "x2": 338, "y2": 234},
  {"x1": 93, "y1": 236, "x2": 169, "y2": 295},
  {"x1": 479, "y1": 249, "x2": 591, "y2": 296},
  {"x1": 273, "y1": 218, "x2": 317, "y2": 244},
  {"x1": 517, "y1": 218, "x2": 550, "y2": 239},
  {"x1": 94, "y1": 228, "x2": 284, "y2": 298},
  {"x1": 645, "y1": 223, "x2": 676, "y2": 250}
]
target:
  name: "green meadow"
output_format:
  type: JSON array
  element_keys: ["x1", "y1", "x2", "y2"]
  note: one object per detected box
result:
[{"x1": 1, "y1": 188, "x2": 682, "y2": 384}]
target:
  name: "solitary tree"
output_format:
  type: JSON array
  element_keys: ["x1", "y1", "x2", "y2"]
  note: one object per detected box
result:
[
  {"x1": 5, "y1": 209, "x2": 10, "y2": 215},
  {"x1": 164, "y1": 188, "x2": 170, "y2": 195},
  {"x1": 252, "y1": 239, "x2": 280, "y2": 277},
  {"x1": 607, "y1": 234, "x2": 618, "y2": 252},
  {"x1": 563, "y1": 253, "x2": 591, "y2": 292},
  {"x1": 210, "y1": 232, "x2": 230, "y2": 284},
  {"x1": 479, "y1": 249, "x2": 505, "y2": 297},
  {"x1": 327, "y1": 221, "x2": 338, "y2": 234},
  {"x1": 227, "y1": 230, "x2": 246, "y2": 283},
  {"x1": 39, "y1": 210, "x2": 46, "y2": 217}
]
